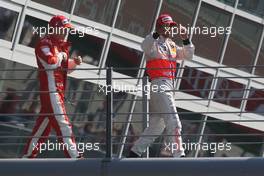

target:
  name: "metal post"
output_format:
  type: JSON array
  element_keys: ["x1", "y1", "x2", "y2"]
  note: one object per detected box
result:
[
  {"x1": 142, "y1": 76, "x2": 149, "y2": 158},
  {"x1": 106, "y1": 67, "x2": 113, "y2": 158}
]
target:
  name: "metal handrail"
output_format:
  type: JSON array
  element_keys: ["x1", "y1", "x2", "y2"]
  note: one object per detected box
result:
[
  {"x1": 0, "y1": 111, "x2": 264, "y2": 117},
  {"x1": 1, "y1": 119, "x2": 264, "y2": 125},
  {"x1": 0, "y1": 97, "x2": 263, "y2": 102},
  {"x1": 1, "y1": 76, "x2": 264, "y2": 81},
  {"x1": 1, "y1": 64, "x2": 264, "y2": 71},
  {"x1": 0, "y1": 142, "x2": 264, "y2": 146},
  {"x1": 0, "y1": 133, "x2": 263, "y2": 139},
  {"x1": 0, "y1": 88, "x2": 263, "y2": 93}
]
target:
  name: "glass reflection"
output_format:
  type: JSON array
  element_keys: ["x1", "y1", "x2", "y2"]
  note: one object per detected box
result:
[
  {"x1": 223, "y1": 16, "x2": 262, "y2": 73},
  {"x1": 192, "y1": 3, "x2": 231, "y2": 62},
  {"x1": 106, "y1": 42, "x2": 142, "y2": 77},
  {"x1": 180, "y1": 67, "x2": 213, "y2": 98},
  {"x1": 0, "y1": 7, "x2": 18, "y2": 41},
  {"x1": 238, "y1": 0, "x2": 264, "y2": 17},
  {"x1": 115, "y1": 0, "x2": 159, "y2": 37},
  {"x1": 213, "y1": 78, "x2": 245, "y2": 108},
  {"x1": 74, "y1": 0, "x2": 118, "y2": 26},
  {"x1": 31, "y1": 0, "x2": 73, "y2": 12}
]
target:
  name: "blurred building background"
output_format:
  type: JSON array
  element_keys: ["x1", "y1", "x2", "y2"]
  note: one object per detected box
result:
[{"x1": 0, "y1": 0, "x2": 263, "y2": 158}]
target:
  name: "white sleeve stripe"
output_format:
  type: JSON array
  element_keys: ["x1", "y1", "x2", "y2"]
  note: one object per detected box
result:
[{"x1": 37, "y1": 55, "x2": 60, "y2": 69}]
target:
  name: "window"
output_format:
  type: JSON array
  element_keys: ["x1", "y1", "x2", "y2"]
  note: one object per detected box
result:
[
  {"x1": 238, "y1": 0, "x2": 264, "y2": 18},
  {"x1": 179, "y1": 67, "x2": 213, "y2": 98},
  {"x1": 223, "y1": 16, "x2": 262, "y2": 73},
  {"x1": 246, "y1": 88, "x2": 264, "y2": 116},
  {"x1": 106, "y1": 42, "x2": 143, "y2": 77},
  {"x1": 192, "y1": 3, "x2": 231, "y2": 62},
  {"x1": 74, "y1": 0, "x2": 118, "y2": 26},
  {"x1": 31, "y1": 0, "x2": 73, "y2": 13},
  {"x1": 213, "y1": 78, "x2": 245, "y2": 108},
  {"x1": 68, "y1": 33, "x2": 105, "y2": 66},
  {"x1": 217, "y1": 0, "x2": 236, "y2": 6},
  {"x1": 0, "y1": 7, "x2": 18, "y2": 41},
  {"x1": 19, "y1": 15, "x2": 48, "y2": 48},
  {"x1": 115, "y1": 0, "x2": 159, "y2": 37}
]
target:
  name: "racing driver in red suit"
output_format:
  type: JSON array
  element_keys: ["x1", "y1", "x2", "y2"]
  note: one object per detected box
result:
[{"x1": 23, "y1": 15, "x2": 83, "y2": 158}]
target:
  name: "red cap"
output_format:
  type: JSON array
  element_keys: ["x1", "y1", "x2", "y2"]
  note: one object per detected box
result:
[
  {"x1": 49, "y1": 15, "x2": 73, "y2": 28},
  {"x1": 156, "y1": 14, "x2": 177, "y2": 27}
]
